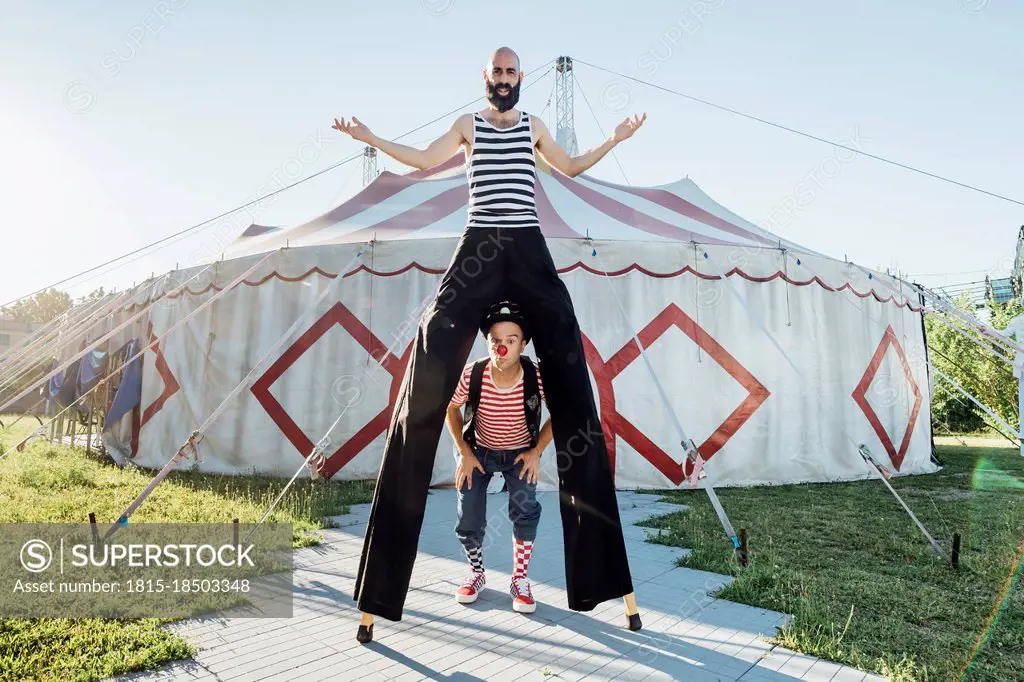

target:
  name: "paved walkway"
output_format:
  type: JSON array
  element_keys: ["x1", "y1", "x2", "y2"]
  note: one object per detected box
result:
[{"x1": 108, "y1": 490, "x2": 887, "y2": 681}]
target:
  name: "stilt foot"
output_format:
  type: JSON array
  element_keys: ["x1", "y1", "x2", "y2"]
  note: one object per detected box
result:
[
  {"x1": 623, "y1": 592, "x2": 642, "y2": 631},
  {"x1": 356, "y1": 612, "x2": 374, "y2": 644}
]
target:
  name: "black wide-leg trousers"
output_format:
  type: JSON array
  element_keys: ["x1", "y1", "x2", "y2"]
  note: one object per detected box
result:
[{"x1": 353, "y1": 226, "x2": 633, "y2": 621}]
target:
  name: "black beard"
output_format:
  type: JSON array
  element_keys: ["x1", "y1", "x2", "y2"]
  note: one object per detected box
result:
[{"x1": 486, "y1": 79, "x2": 520, "y2": 113}]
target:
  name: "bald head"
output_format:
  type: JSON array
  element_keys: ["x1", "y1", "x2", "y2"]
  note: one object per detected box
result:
[{"x1": 488, "y1": 46, "x2": 520, "y2": 72}]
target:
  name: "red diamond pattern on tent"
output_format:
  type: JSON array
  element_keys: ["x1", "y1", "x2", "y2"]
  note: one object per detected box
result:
[
  {"x1": 251, "y1": 302, "x2": 412, "y2": 478},
  {"x1": 141, "y1": 321, "x2": 180, "y2": 428},
  {"x1": 851, "y1": 324, "x2": 922, "y2": 471},
  {"x1": 582, "y1": 303, "x2": 770, "y2": 485}
]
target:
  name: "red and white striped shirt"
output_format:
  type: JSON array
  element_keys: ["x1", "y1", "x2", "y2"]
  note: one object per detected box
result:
[{"x1": 450, "y1": 360, "x2": 546, "y2": 450}]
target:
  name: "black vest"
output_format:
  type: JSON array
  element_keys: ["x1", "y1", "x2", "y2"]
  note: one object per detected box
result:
[{"x1": 462, "y1": 357, "x2": 542, "y2": 449}]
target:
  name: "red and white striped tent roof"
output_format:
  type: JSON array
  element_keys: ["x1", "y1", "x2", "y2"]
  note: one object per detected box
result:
[{"x1": 226, "y1": 153, "x2": 817, "y2": 258}]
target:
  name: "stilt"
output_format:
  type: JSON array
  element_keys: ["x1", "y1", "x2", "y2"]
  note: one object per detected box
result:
[
  {"x1": 623, "y1": 592, "x2": 642, "y2": 631},
  {"x1": 739, "y1": 527, "x2": 749, "y2": 568},
  {"x1": 356, "y1": 611, "x2": 374, "y2": 643}
]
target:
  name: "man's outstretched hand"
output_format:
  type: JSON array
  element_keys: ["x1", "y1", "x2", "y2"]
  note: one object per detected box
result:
[
  {"x1": 332, "y1": 116, "x2": 375, "y2": 145},
  {"x1": 612, "y1": 113, "x2": 647, "y2": 143}
]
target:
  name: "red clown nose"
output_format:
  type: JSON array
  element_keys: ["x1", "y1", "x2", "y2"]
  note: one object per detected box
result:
[{"x1": 496, "y1": 345, "x2": 508, "y2": 357}]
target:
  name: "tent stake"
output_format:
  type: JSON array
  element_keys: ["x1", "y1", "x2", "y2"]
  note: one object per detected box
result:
[{"x1": 89, "y1": 512, "x2": 100, "y2": 546}]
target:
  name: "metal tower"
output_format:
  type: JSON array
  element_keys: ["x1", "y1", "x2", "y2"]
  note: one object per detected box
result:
[
  {"x1": 362, "y1": 146, "x2": 379, "y2": 186},
  {"x1": 554, "y1": 56, "x2": 579, "y2": 156}
]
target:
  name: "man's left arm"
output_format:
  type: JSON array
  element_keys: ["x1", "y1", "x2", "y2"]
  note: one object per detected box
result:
[
  {"x1": 534, "y1": 418, "x2": 553, "y2": 453},
  {"x1": 534, "y1": 361, "x2": 553, "y2": 453},
  {"x1": 533, "y1": 113, "x2": 646, "y2": 178},
  {"x1": 514, "y1": 361, "x2": 554, "y2": 482}
]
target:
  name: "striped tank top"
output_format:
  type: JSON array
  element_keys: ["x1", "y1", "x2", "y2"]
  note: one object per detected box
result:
[{"x1": 466, "y1": 110, "x2": 540, "y2": 229}]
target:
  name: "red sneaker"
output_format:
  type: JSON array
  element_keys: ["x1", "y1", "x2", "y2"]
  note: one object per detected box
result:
[
  {"x1": 510, "y1": 577, "x2": 536, "y2": 613},
  {"x1": 456, "y1": 572, "x2": 486, "y2": 604}
]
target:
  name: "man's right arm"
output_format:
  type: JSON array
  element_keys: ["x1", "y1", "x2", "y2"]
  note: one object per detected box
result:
[
  {"x1": 448, "y1": 401, "x2": 484, "y2": 489},
  {"x1": 334, "y1": 114, "x2": 468, "y2": 171},
  {"x1": 445, "y1": 404, "x2": 473, "y2": 457}
]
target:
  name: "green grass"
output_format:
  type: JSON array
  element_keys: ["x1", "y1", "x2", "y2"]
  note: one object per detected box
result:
[
  {"x1": 638, "y1": 444, "x2": 1024, "y2": 681},
  {"x1": 0, "y1": 414, "x2": 375, "y2": 681}
]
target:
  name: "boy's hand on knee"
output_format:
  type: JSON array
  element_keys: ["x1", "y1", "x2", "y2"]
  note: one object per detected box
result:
[
  {"x1": 456, "y1": 452, "x2": 485, "y2": 490},
  {"x1": 514, "y1": 449, "x2": 542, "y2": 485}
]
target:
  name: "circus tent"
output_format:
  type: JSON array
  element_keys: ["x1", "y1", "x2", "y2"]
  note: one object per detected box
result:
[{"x1": 100, "y1": 152, "x2": 937, "y2": 490}]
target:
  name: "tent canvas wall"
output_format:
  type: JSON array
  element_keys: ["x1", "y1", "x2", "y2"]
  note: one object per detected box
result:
[{"x1": 100, "y1": 155, "x2": 937, "y2": 489}]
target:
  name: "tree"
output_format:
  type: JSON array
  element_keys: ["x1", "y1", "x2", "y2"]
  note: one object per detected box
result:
[
  {"x1": 0, "y1": 289, "x2": 72, "y2": 324},
  {"x1": 925, "y1": 294, "x2": 1022, "y2": 434},
  {"x1": 0, "y1": 287, "x2": 109, "y2": 325},
  {"x1": 77, "y1": 287, "x2": 107, "y2": 304}
]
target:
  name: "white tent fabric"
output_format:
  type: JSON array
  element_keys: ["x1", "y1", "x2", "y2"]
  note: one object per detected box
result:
[
  {"x1": 100, "y1": 173, "x2": 937, "y2": 488},
  {"x1": 223, "y1": 153, "x2": 813, "y2": 256},
  {"x1": 98, "y1": 151, "x2": 937, "y2": 487}
]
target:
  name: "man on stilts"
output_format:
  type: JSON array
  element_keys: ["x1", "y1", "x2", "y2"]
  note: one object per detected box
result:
[{"x1": 332, "y1": 46, "x2": 647, "y2": 643}]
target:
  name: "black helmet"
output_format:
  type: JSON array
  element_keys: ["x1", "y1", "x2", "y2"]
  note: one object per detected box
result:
[{"x1": 479, "y1": 301, "x2": 531, "y2": 344}]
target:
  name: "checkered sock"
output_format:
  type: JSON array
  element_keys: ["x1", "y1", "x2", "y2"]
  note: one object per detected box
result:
[
  {"x1": 465, "y1": 545, "x2": 484, "y2": 574},
  {"x1": 513, "y1": 539, "x2": 533, "y2": 579}
]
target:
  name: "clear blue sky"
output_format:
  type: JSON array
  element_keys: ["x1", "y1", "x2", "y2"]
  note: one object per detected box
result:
[{"x1": 1, "y1": 0, "x2": 1021, "y2": 306}]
